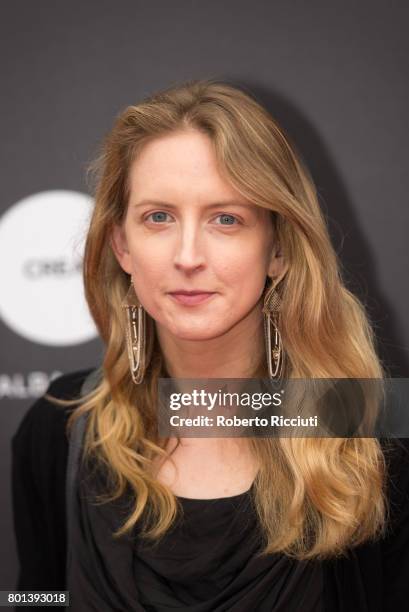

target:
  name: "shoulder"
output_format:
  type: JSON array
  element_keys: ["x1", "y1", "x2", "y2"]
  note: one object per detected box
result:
[
  {"x1": 11, "y1": 368, "x2": 97, "y2": 591},
  {"x1": 11, "y1": 367, "x2": 97, "y2": 456},
  {"x1": 380, "y1": 437, "x2": 409, "y2": 533},
  {"x1": 370, "y1": 438, "x2": 409, "y2": 608}
]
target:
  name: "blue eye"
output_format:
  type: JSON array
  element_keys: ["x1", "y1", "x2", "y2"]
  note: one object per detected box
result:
[
  {"x1": 145, "y1": 211, "x2": 240, "y2": 225},
  {"x1": 216, "y1": 214, "x2": 239, "y2": 225},
  {"x1": 147, "y1": 211, "x2": 170, "y2": 223}
]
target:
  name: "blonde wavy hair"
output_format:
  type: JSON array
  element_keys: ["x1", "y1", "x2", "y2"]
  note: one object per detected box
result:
[{"x1": 48, "y1": 78, "x2": 390, "y2": 561}]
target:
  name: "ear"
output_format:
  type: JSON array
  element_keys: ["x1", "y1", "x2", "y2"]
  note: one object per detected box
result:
[
  {"x1": 267, "y1": 242, "x2": 288, "y2": 284},
  {"x1": 110, "y1": 223, "x2": 133, "y2": 274}
]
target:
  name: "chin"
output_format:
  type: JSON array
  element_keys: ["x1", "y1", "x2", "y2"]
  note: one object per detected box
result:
[{"x1": 169, "y1": 323, "x2": 228, "y2": 341}]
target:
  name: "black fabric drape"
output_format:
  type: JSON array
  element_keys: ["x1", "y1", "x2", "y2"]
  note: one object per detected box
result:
[
  {"x1": 68, "y1": 457, "x2": 323, "y2": 611},
  {"x1": 11, "y1": 369, "x2": 409, "y2": 611}
]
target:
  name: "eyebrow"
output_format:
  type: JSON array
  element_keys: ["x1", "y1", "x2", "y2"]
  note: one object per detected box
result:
[{"x1": 131, "y1": 199, "x2": 255, "y2": 210}]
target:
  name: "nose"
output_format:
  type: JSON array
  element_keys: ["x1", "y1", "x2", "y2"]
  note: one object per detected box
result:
[{"x1": 173, "y1": 220, "x2": 206, "y2": 273}]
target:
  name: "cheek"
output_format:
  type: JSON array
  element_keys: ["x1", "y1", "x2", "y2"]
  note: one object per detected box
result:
[
  {"x1": 127, "y1": 242, "x2": 167, "y2": 282},
  {"x1": 126, "y1": 238, "x2": 269, "y2": 313},
  {"x1": 218, "y1": 250, "x2": 269, "y2": 290},
  {"x1": 125, "y1": 249, "x2": 167, "y2": 311}
]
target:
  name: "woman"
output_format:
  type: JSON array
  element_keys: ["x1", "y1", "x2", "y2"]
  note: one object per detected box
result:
[{"x1": 12, "y1": 79, "x2": 409, "y2": 611}]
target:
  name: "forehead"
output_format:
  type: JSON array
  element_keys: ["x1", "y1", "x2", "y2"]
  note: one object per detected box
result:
[
  {"x1": 128, "y1": 129, "x2": 249, "y2": 205},
  {"x1": 130, "y1": 129, "x2": 216, "y2": 175}
]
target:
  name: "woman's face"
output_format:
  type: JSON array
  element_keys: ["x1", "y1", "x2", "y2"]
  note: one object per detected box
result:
[{"x1": 112, "y1": 129, "x2": 279, "y2": 341}]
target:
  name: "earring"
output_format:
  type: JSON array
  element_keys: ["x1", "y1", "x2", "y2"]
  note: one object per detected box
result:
[
  {"x1": 262, "y1": 279, "x2": 284, "y2": 380},
  {"x1": 121, "y1": 278, "x2": 146, "y2": 384}
]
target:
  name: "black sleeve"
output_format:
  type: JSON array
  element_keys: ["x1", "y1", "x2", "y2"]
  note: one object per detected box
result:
[
  {"x1": 11, "y1": 368, "x2": 94, "y2": 591},
  {"x1": 381, "y1": 437, "x2": 409, "y2": 611}
]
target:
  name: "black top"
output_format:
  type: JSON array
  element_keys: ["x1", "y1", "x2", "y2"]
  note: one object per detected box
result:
[
  {"x1": 11, "y1": 369, "x2": 409, "y2": 611},
  {"x1": 68, "y1": 455, "x2": 322, "y2": 611}
]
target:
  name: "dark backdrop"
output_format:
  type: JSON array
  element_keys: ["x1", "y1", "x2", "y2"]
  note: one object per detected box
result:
[{"x1": 0, "y1": 0, "x2": 408, "y2": 589}]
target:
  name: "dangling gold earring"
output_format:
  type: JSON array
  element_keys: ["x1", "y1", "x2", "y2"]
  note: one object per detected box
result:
[
  {"x1": 262, "y1": 279, "x2": 284, "y2": 380},
  {"x1": 121, "y1": 278, "x2": 146, "y2": 384}
]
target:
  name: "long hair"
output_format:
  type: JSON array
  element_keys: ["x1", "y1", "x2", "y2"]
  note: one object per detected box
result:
[{"x1": 49, "y1": 78, "x2": 389, "y2": 561}]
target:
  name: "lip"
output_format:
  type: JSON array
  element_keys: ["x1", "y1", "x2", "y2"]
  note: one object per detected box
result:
[{"x1": 168, "y1": 291, "x2": 216, "y2": 306}]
